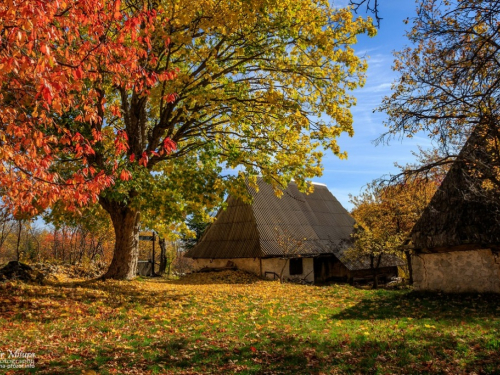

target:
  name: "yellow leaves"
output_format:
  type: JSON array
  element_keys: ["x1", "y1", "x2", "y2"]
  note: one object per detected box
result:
[{"x1": 131, "y1": 0, "x2": 374, "y2": 209}]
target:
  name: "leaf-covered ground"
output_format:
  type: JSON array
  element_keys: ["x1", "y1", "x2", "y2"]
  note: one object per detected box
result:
[{"x1": 0, "y1": 270, "x2": 499, "y2": 374}]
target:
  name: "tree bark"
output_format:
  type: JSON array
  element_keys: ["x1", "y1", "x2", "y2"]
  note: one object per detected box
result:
[
  {"x1": 158, "y1": 238, "x2": 168, "y2": 275},
  {"x1": 279, "y1": 259, "x2": 289, "y2": 283},
  {"x1": 100, "y1": 199, "x2": 141, "y2": 280},
  {"x1": 370, "y1": 254, "x2": 382, "y2": 289},
  {"x1": 405, "y1": 250, "x2": 413, "y2": 285},
  {"x1": 15, "y1": 221, "x2": 22, "y2": 262}
]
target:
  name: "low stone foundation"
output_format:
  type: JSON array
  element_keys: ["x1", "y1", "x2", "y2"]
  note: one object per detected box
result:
[{"x1": 413, "y1": 249, "x2": 500, "y2": 293}]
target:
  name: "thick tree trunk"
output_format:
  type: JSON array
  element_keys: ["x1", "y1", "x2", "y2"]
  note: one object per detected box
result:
[
  {"x1": 100, "y1": 199, "x2": 141, "y2": 280},
  {"x1": 158, "y1": 238, "x2": 168, "y2": 276}
]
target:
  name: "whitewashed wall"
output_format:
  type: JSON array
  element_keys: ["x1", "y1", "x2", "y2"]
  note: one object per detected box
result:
[{"x1": 261, "y1": 258, "x2": 314, "y2": 282}]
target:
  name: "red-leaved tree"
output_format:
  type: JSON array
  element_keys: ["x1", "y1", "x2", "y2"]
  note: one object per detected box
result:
[{"x1": 0, "y1": 0, "x2": 177, "y2": 278}]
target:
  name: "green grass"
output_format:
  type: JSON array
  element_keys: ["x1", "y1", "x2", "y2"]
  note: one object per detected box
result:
[{"x1": 0, "y1": 271, "x2": 499, "y2": 374}]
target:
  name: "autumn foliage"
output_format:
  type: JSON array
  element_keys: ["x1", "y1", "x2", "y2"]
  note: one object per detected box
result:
[
  {"x1": 2, "y1": 0, "x2": 375, "y2": 279},
  {"x1": 1, "y1": 274, "x2": 499, "y2": 373},
  {"x1": 379, "y1": 0, "x2": 500, "y2": 198},
  {"x1": 0, "y1": 0, "x2": 176, "y2": 215},
  {"x1": 346, "y1": 179, "x2": 437, "y2": 284}
]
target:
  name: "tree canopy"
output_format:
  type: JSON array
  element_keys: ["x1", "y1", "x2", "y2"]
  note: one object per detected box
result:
[
  {"x1": 0, "y1": 0, "x2": 173, "y2": 214},
  {"x1": 346, "y1": 177, "x2": 437, "y2": 285},
  {"x1": 379, "y1": 0, "x2": 500, "y2": 192},
  {"x1": 1, "y1": 0, "x2": 376, "y2": 278}
]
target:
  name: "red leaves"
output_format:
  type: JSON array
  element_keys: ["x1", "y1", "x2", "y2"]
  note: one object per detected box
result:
[
  {"x1": 119, "y1": 169, "x2": 132, "y2": 181},
  {"x1": 0, "y1": 0, "x2": 176, "y2": 215},
  {"x1": 73, "y1": 66, "x2": 84, "y2": 80},
  {"x1": 138, "y1": 152, "x2": 148, "y2": 167},
  {"x1": 114, "y1": 131, "x2": 129, "y2": 155},
  {"x1": 40, "y1": 85, "x2": 53, "y2": 105},
  {"x1": 164, "y1": 93, "x2": 177, "y2": 103},
  {"x1": 163, "y1": 138, "x2": 177, "y2": 154},
  {"x1": 72, "y1": 133, "x2": 84, "y2": 143},
  {"x1": 250, "y1": 346, "x2": 257, "y2": 353}
]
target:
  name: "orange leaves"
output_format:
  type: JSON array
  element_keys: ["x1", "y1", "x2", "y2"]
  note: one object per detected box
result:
[
  {"x1": 163, "y1": 138, "x2": 177, "y2": 154},
  {"x1": 109, "y1": 104, "x2": 121, "y2": 118},
  {"x1": 40, "y1": 44, "x2": 50, "y2": 57},
  {"x1": 119, "y1": 169, "x2": 132, "y2": 181},
  {"x1": 73, "y1": 66, "x2": 84, "y2": 80},
  {"x1": 0, "y1": 0, "x2": 177, "y2": 215},
  {"x1": 114, "y1": 0, "x2": 122, "y2": 20},
  {"x1": 138, "y1": 152, "x2": 148, "y2": 167},
  {"x1": 114, "y1": 131, "x2": 129, "y2": 155},
  {"x1": 39, "y1": 84, "x2": 53, "y2": 105}
]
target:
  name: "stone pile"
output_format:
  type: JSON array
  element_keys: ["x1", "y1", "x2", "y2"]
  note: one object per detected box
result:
[{"x1": 0, "y1": 261, "x2": 43, "y2": 282}]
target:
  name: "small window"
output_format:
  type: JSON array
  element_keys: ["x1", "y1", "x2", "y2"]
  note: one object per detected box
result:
[{"x1": 289, "y1": 258, "x2": 303, "y2": 275}]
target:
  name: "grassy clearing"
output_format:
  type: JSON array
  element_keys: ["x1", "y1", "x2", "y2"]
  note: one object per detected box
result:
[{"x1": 0, "y1": 270, "x2": 499, "y2": 374}]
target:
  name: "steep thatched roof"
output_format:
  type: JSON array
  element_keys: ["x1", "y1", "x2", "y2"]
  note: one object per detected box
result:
[
  {"x1": 411, "y1": 128, "x2": 500, "y2": 252},
  {"x1": 185, "y1": 178, "x2": 399, "y2": 270}
]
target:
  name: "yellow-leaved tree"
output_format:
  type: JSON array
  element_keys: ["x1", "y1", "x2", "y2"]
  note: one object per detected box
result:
[{"x1": 345, "y1": 178, "x2": 437, "y2": 287}]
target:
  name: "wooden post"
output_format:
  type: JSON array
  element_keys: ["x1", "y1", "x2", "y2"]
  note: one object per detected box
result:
[{"x1": 151, "y1": 232, "x2": 156, "y2": 276}]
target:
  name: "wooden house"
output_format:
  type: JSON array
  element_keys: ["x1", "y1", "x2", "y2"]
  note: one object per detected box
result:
[
  {"x1": 185, "y1": 178, "x2": 399, "y2": 284},
  {"x1": 410, "y1": 128, "x2": 500, "y2": 293}
]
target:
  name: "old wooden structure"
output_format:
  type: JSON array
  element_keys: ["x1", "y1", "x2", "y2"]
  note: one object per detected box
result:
[
  {"x1": 411, "y1": 128, "x2": 500, "y2": 293},
  {"x1": 185, "y1": 178, "x2": 399, "y2": 283},
  {"x1": 137, "y1": 233, "x2": 156, "y2": 276}
]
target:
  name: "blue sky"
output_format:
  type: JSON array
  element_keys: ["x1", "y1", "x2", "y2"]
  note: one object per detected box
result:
[{"x1": 317, "y1": 0, "x2": 433, "y2": 210}]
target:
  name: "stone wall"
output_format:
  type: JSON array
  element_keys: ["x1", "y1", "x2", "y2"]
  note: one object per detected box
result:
[
  {"x1": 413, "y1": 249, "x2": 500, "y2": 293},
  {"x1": 191, "y1": 257, "x2": 315, "y2": 283}
]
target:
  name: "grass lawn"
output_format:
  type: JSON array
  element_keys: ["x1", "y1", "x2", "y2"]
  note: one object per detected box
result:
[{"x1": 0, "y1": 270, "x2": 499, "y2": 374}]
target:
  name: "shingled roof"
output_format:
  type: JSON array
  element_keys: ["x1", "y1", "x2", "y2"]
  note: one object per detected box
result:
[
  {"x1": 411, "y1": 127, "x2": 500, "y2": 252},
  {"x1": 185, "y1": 178, "x2": 398, "y2": 270}
]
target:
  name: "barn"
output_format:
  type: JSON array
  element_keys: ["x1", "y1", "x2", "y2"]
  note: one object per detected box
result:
[
  {"x1": 410, "y1": 129, "x2": 500, "y2": 293},
  {"x1": 185, "y1": 178, "x2": 399, "y2": 284}
]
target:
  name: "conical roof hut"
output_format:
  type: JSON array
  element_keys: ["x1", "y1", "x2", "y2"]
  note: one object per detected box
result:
[
  {"x1": 411, "y1": 129, "x2": 500, "y2": 252},
  {"x1": 410, "y1": 127, "x2": 500, "y2": 292}
]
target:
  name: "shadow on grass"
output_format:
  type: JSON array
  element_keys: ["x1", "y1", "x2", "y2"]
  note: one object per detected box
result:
[
  {"x1": 0, "y1": 279, "x2": 191, "y2": 324},
  {"x1": 331, "y1": 290, "x2": 500, "y2": 322},
  {"x1": 165, "y1": 270, "x2": 263, "y2": 286},
  {"x1": 0, "y1": 271, "x2": 263, "y2": 325},
  {"x1": 31, "y1": 329, "x2": 500, "y2": 375}
]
